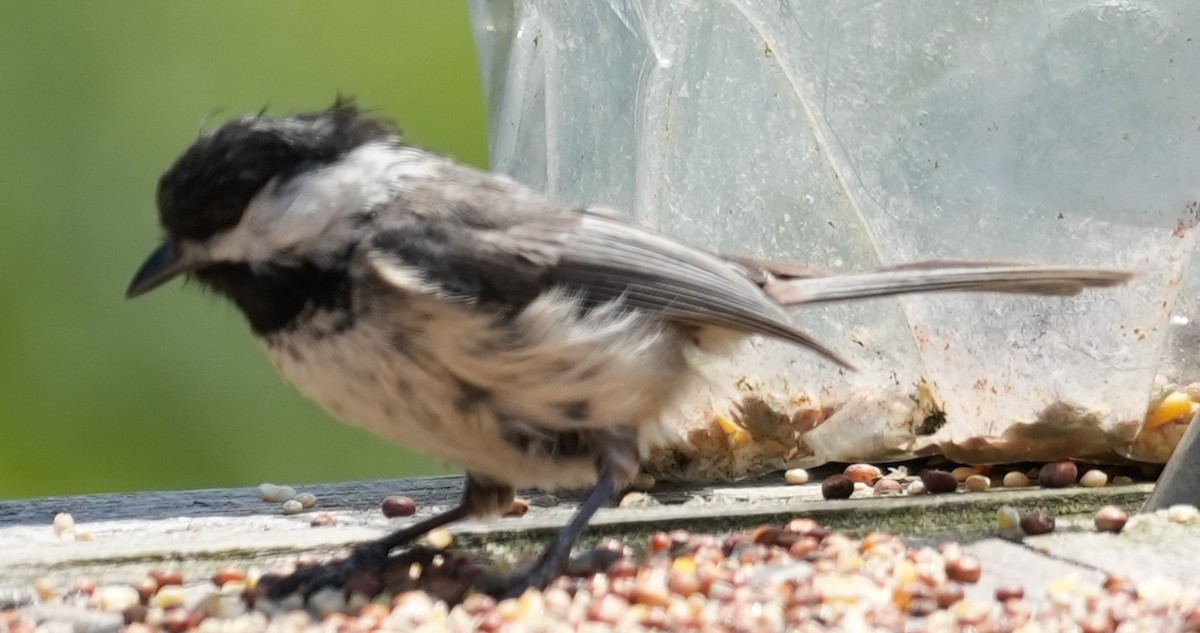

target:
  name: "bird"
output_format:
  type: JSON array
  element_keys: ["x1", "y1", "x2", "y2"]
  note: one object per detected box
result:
[{"x1": 126, "y1": 100, "x2": 1132, "y2": 598}]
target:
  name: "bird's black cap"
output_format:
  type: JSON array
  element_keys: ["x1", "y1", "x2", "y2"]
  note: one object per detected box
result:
[{"x1": 157, "y1": 99, "x2": 398, "y2": 242}]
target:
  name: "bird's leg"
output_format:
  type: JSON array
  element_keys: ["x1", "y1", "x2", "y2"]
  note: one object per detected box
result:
[
  {"x1": 475, "y1": 464, "x2": 620, "y2": 600},
  {"x1": 262, "y1": 475, "x2": 512, "y2": 601}
]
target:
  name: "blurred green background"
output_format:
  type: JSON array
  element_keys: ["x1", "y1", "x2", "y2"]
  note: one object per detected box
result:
[{"x1": 0, "y1": 2, "x2": 489, "y2": 498}]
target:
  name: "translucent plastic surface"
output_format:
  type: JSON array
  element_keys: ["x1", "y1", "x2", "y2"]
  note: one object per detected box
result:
[{"x1": 470, "y1": 0, "x2": 1200, "y2": 479}]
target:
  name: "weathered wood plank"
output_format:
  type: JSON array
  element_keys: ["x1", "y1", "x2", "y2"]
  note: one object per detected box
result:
[
  {"x1": 1026, "y1": 514, "x2": 1200, "y2": 583},
  {"x1": 0, "y1": 475, "x2": 1153, "y2": 589},
  {"x1": 964, "y1": 538, "x2": 1105, "y2": 603}
]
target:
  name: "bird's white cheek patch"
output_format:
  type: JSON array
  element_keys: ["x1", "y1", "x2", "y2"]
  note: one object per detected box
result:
[{"x1": 202, "y1": 144, "x2": 442, "y2": 265}]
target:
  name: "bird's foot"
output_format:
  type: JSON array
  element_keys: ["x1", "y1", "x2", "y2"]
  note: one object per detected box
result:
[
  {"x1": 471, "y1": 567, "x2": 547, "y2": 601},
  {"x1": 259, "y1": 541, "x2": 408, "y2": 603},
  {"x1": 471, "y1": 546, "x2": 624, "y2": 600},
  {"x1": 260, "y1": 544, "x2": 488, "y2": 606}
]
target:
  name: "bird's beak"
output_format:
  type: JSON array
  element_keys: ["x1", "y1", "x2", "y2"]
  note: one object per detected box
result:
[{"x1": 126, "y1": 240, "x2": 191, "y2": 298}]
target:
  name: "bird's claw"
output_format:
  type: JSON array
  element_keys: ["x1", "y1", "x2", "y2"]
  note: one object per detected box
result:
[
  {"x1": 471, "y1": 570, "x2": 535, "y2": 601},
  {"x1": 260, "y1": 541, "x2": 393, "y2": 602}
]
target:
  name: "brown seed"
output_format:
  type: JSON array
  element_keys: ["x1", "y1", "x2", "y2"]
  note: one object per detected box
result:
[
  {"x1": 148, "y1": 568, "x2": 183, "y2": 587},
  {"x1": 1019, "y1": 511, "x2": 1056, "y2": 535},
  {"x1": 945, "y1": 555, "x2": 982, "y2": 583},
  {"x1": 821, "y1": 475, "x2": 854, "y2": 500},
  {"x1": 995, "y1": 585, "x2": 1024, "y2": 601},
  {"x1": 309, "y1": 513, "x2": 337, "y2": 527},
  {"x1": 1094, "y1": 505, "x2": 1128, "y2": 533},
  {"x1": 381, "y1": 496, "x2": 417, "y2": 518},
  {"x1": 920, "y1": 469, "x2": 959, "y2": 494},
  {"x1": 504, "y1": 497, "x2": 530, "y2": 517},
  {"x1": 211, "y1": 565, "x2": 245, "y2": 587},
  {"x1": 844, "y1": 463, "x2": 883, "y2": 484},
  {"x1": 1039, "y1": 461, "x2": 1078, "y2": 488}
]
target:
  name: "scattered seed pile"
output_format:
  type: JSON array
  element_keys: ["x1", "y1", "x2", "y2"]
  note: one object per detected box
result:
[{"x1": 9, "y1": 511, "x2": 1200, "y2": 633}]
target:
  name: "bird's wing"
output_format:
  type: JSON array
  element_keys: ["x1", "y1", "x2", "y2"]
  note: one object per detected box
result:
[
  {"x1": 363, "y1": 165, "x2": 850, "y2": 366},
  {"x1": 364, "y1": 162, "x2": 1131, "y2": 369}
]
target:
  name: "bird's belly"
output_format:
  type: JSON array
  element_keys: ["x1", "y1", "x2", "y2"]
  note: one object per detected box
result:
[{"x1": 261, "y1": 298, "x2": 701, "y2": 490}]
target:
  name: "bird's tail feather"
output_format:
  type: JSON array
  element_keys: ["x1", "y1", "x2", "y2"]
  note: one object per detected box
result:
[{"x1": 763, "y1": 260, "x2": 1133, "y2": 307}]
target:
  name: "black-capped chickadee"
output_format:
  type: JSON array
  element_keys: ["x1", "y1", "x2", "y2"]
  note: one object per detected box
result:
[{"x1": 127, "y1": 101, "x2": 1130, "y2": 598}]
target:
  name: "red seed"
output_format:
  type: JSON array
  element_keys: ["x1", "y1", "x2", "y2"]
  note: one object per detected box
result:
[
  {"x1": 148, "y1": 568, "x2": 183, "y2": 587},
  {"x1": 381, "y1": 496, "x2": 417, "y2": 518},
  {"x1": 995, "y1": 585, "x2": 1024, "y2": 601},
  {"x1": 211, "y1": 565, "x2": 245, "y2": 587},
  {"x1": 935, "y1": 583, "x2": 965, "y2": 608},
  {"x1": 844, "y1": 463, "x2": 883, "y2": 484},
  {"x1": 945, "y1": 555, "x2": 982, "y2": 583},
  {"x1": 751, "y1": 525, "x2": 783, "y2": 545}
]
